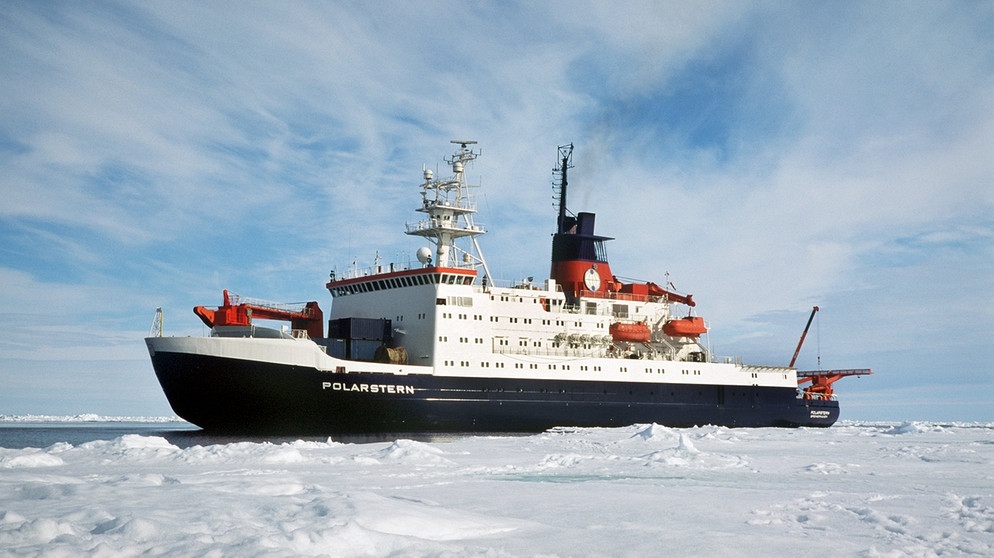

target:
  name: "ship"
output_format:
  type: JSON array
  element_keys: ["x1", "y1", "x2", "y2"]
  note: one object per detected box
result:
[{"x1": 145, "y1": 141, "x2": 870, "y2": 434}]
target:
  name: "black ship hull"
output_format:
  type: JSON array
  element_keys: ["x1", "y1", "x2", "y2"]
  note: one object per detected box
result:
[{"x1": 150, "y1": 350, "x2": 839, "y2": 435}]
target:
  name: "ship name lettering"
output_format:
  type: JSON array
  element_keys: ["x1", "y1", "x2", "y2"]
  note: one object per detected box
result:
[
  {"x1": 322, "y1": 381, "x2": 415, "y2": 395},
  {"x1": 809, "y1": 410, "x2": 831, "y2": 418}
]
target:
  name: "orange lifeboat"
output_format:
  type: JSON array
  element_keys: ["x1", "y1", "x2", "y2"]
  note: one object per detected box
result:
[
  {"x1": 663, "y1": 316, "x2": 707, "y2": 338},
  {"x1": 609, "y1": 322, "x2": 651, "y2": 343}
]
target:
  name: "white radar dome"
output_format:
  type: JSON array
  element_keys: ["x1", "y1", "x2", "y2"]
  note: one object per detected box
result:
[{"x1": 416, "y1": 247, "x2": 432, "y2": 264}]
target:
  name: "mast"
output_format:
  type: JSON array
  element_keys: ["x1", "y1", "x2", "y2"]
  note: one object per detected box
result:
[
  {"x1": 552, "y1": 143, "x2": 574, "y2": 233},
  {"x1": 406, "y1": 141, "x2": 492, "y2": 283}
]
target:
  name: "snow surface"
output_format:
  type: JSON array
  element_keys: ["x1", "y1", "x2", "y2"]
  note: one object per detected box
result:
[{"x1": 1, "y1": 422, "x2": 992, "y2": 557}]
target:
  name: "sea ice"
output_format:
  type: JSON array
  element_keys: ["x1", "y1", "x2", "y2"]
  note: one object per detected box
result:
[{"x1": 0, "y1": 421, "x2": 991, "y2": 556}]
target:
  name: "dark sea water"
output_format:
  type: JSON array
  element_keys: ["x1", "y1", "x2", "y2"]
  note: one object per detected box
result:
[
  {"x1": 0, "y1": 421, "x2": 365, "y2": 449},
  {"x1": 0, "y1": 421, "x2": 201, "y2": 449}
]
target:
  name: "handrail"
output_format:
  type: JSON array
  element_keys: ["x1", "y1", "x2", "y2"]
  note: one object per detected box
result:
[
  {"x1": 334, "y1": 261, "x2": 420, "y2": 281},
  {"x1": 226, "y1": 293, "x2": 314, "y2": 316}
]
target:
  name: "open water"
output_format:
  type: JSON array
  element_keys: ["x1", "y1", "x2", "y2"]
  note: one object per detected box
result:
[{"x1": 0, "y1": 421, "x2": 199, "y2": 449}]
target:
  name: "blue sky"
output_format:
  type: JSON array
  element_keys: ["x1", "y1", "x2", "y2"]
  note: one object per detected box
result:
[{"x1": 2, "y1": 1, "x2": 992, "y2": 421}]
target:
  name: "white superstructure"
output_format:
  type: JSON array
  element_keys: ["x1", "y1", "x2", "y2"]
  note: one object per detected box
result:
[{"x1": 325, "y1": 141, "x2": 796, "y2": 391}]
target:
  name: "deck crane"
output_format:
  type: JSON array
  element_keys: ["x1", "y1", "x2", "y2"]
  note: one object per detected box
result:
[
  {"x1": 789, "y1": 306, "x2": 819, "y2": 368},
  {"x1": 790, "y1": 306, "x2": 872, "y2": 400},
  {"x1": 194, "y1": 289, "x2": 324, "y2": 339}
]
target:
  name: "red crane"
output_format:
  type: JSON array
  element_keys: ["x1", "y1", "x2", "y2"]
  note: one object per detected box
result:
[
  {"x1": 789, "y1": 305, "x2": 871, "y2": 399},
  {"x1": 194, "y1": 290, "x2": 324, "y2": 339}
]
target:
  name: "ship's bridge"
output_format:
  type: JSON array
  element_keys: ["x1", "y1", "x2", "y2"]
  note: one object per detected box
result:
[{"x1": 326, "y1": 265, "x2": 476, "y2": 297}]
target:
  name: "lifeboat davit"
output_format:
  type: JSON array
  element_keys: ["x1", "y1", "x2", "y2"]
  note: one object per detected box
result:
[
  {"x1": 609, "y1": 322, "x2": 651, "y2": 343},
  {"x1": 663, "y1": 316, "x2": 708, "y2": 338}
]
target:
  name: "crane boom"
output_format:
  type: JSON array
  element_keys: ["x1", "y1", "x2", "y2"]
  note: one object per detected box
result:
[{"x1": 789, "y1": 306, "x2": 819, "y2": 368}]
